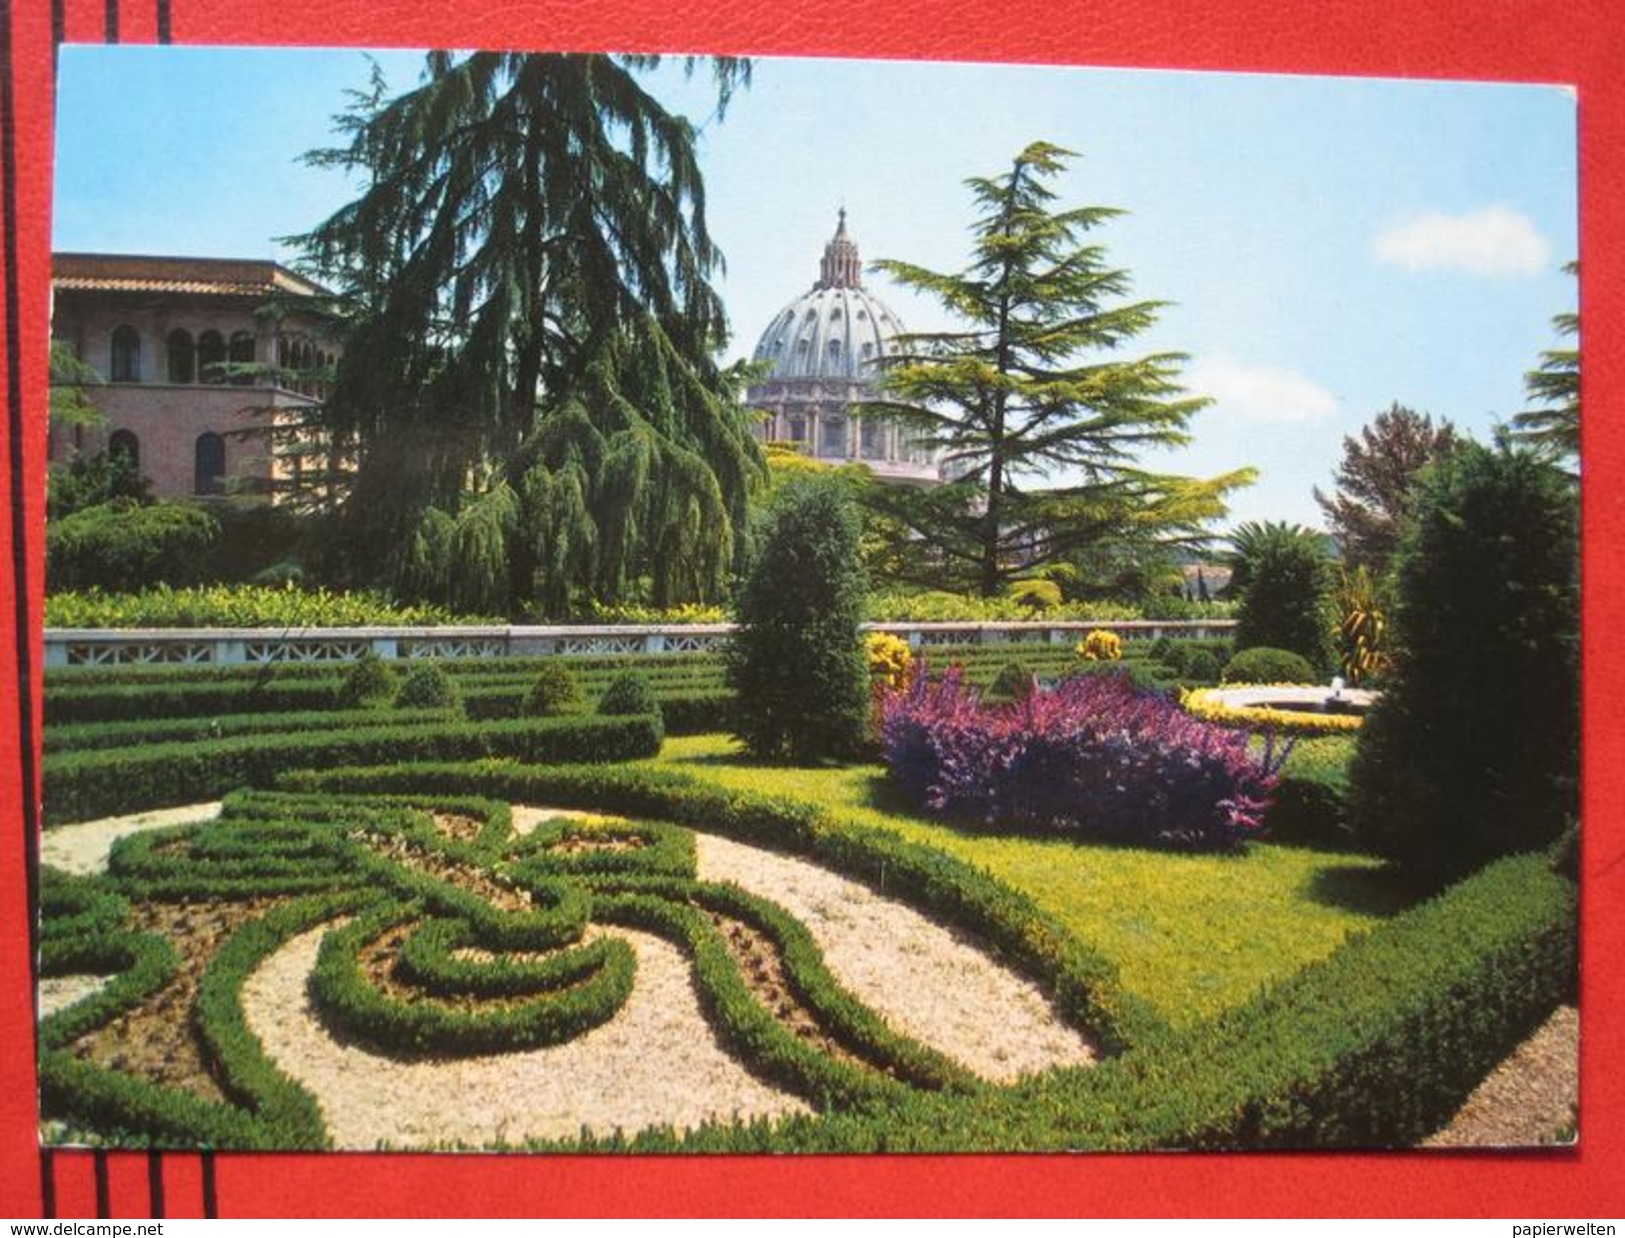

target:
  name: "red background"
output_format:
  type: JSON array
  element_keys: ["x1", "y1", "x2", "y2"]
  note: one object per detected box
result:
[{"x1": 2, "y1": 0, "x2": 1621, "y2": 1218}]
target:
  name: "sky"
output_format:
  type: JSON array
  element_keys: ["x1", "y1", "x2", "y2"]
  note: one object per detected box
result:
[{"x1": 52, "y1": 45, "x2": 1578, "y2": 531}]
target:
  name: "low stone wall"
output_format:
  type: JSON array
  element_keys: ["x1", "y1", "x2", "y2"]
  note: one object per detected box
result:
[{"x1": 44, "y1": 619, "x2": 1236, "y2": 668}]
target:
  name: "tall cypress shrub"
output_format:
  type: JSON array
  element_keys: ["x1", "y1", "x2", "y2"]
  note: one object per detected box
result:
[
  {"x1": 1348, "y1": 441, "x2": 1579, "y2": 877},
  {"x1": 727, "y1": 477, "x2": 870, "y2": 762}
]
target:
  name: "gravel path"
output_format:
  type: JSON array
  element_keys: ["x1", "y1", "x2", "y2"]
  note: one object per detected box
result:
[
  {"x1": 1422, "y1": 1005, "x2": 1579, "y2": 1147},
  {"x1": 41, "y1": 803, "x2": 222, "y2": 875},
  {"x1": 692, "y1": 830, "x2": 1097, "y2": 1082},
  {"x1": 241, "y1": 924, "x2": 813, "y2": 1149},
  {"x1": 38, "y1": 974, "x2": 110, "y2": 1020}
]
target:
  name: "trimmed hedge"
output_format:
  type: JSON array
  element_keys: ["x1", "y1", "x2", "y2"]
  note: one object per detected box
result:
[
  {"x1": 278, "y1": 759, "x2": 1164, "y2": 1057},
  {"x1": 308, "y1": 901, "x2": 635, "y2": 1056},
  {"x1": 40, "y1": 890, "x2": 374, "y2": 1149},
  {"x1": 395, "y1": 917, "x2": 629, "y2": 999},
  {"x1": 45, "y1": 714, "x2": 663, "y2": 824},
  {"x1": 521, "y1": 850, "x2": 1578, "y2": 1153},
  {"x1": 44, "y1": 707, "x2": 458, "y2": 753}
]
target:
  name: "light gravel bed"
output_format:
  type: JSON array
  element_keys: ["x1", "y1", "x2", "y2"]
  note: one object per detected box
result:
[
  {"x1": 692, "y1": 830, "x2": 1097, "y2": 1082},
  {"x1": 42, "y1": 803, "x2": 222, "y2": 875},
  {"x1": 242, "y1": 923, "x2": 812, "y2": 1149},
  {"x1": 1422, "y1": 1005, "x2": 1579, "y2": 1147},
  {"x1": 38, "y1": 974, "x2": 111, "y2": 1019}
]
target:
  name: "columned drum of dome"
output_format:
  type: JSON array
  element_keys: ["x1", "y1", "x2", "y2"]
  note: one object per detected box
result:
[{"x1": 746, "y1": 211, "x2": 940, "y2": 486}]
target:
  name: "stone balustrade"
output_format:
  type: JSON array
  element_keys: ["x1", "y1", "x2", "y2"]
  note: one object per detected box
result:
[{"x1": 43, "y1": 619, "x2": 1237, "y2": 668}]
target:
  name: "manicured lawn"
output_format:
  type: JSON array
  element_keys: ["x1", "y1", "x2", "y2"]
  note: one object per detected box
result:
[{"x1": 652, "y1": 733, "x2": 1418, "y2": 1027}]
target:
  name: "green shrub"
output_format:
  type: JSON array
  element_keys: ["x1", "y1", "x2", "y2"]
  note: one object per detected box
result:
[
  {"x1": 597, "y1": 670, "x2": 659, "y2": 717},
  {"x1": 338, "y1": 651, "x2": 397, "y2": 709},
  {"x1": 1222, "y1": 646, "x2": 1316, "y2": 685},
  {"x1": 985, "y1": 661, "x2": 1034, "y2": 701},
  {"x1": 1230, "y1": 523, "x2": 1333, "y2": 673},
  {"x1": 728, "y1": 477, "x2": 870, "y2": 762},
  {"x1": 394, "y1": 663, "x2": 460, "y2": 711},
  {"x1": 1179, "y1": 649, "x2": 1222, "y2": 684},
  {"x1": 1007, "y1": 578, "x2": 1062, "y2": 611},
  {"x1": 47, "y1": 500, "x2": 220, "y2": 593},
  {"x1": 1263, "y1": 737, "x2": 1355, "y2": 848},
  {"x1": 1349, "y1": 442, "x2": 1580, "y2": 877},
  {"x1": 523, "y1": 663, "x2": 587, "y2": 716}
]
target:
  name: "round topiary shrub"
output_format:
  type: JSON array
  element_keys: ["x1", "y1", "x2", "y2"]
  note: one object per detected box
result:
[
  {"x1": 1181, "y1": 649, "x2": 1223, "y2": 684},
  {"x1": 1222, "y1": 646, "x2": 1317, "y2": 685},
  {"x1": 524, "y1": 664, "x2": 586, "y2": 717},
  {"x1": 394, "y1": 663, "x2": 460, "y2": 711},
  {"x1": 338, "y1": 651, "x2": 398, "y2": 709},
  {"x1": 1348, "y1": 441, "x2": 1579, "y2": 878},
  {"x1": 597, "y1": 671, "x2": 664, "y2": 743},
  {"x1": 986, "y1": 661, "x2": 1034, "y2": 702},
  {"x1": 727, "y1": 476, "x2": 870, "y2": 762}
]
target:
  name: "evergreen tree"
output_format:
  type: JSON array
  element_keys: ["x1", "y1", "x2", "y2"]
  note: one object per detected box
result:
[
  {"x1": 860, "y1": 142, "x2": 1250, "y2": 597},
  {"x1": 1313, "y1": 403, "x2": 1457, "y2": 574},
  {"x1": 1512, "y1": 260, "x2": 1580, "y2": 470},
  {"x1": 727, "y1": 477, "x2": 870, "y2": 763},
  {"x1": 290, "y1": 53, "x2": 763, "y2": 612},
  {"x1": 1349, "y1": 440, "x2": 1579, "y2": 877}
]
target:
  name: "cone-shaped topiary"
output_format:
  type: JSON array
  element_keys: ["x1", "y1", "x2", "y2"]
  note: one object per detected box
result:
[
  {"x1": 597, "y1": 671, "x2": 664, "y2": 744},
  {"x1": 338, "y1": 651, "x2": 397, "y2": 709},
  {"x1": 727, "y1": 476, "x2": 870, "y2": 762},
  {"x1": 394, "y1": 663, "x2": 460, "y2": 712},
  {"x1": 524, "y1": 664, "x2": 587, "y2": 717},
  {"x1": 1349, "y1": 441, "x2": 1579, "y2": 877}
]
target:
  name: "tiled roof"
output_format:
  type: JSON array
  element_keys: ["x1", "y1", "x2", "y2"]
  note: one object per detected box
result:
[{"x1": 52, "y1": 253, "x2": 330, "y2": 299}]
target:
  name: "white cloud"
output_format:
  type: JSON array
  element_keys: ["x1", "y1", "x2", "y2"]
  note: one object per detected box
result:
[
  {"x1": 1186, "y1": 353, "x2": 1339, "y2": 424},
  {"x1": 1372, "y1": 205, "x2": 1551, "y2": 276}
]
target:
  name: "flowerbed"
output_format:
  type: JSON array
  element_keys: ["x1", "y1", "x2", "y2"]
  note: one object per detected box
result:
[
  {"x1": 1182, "y1": 685, "x2": 1365, "y2": 737},
  {"x1": 880, "y1": 669, "x2": 1289, "y2": 850}
]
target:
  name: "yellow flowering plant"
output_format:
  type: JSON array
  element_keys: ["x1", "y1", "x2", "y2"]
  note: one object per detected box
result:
[
  {"x1": 866, "y1": 632, "x2": 914, "y2": 689},
  {"x1": 1077, "y1": 629, "x2": 1123, "y2": 662}
]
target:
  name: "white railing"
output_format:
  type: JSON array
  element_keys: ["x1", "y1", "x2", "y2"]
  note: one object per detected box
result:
[{"x1": 43, "y1": 619, "x2": 1236, "y2": 668}]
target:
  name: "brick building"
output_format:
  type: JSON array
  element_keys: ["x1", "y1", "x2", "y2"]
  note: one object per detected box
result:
[{"x1": 48, "y1": 253, "x2": 338, "y2": 500}]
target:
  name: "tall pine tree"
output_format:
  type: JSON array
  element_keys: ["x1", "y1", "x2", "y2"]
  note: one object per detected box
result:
[
  {"x1": 860, "y1": 142, "x2": 1249, "y2": 597},
  {"x1": 290, "y1": 53, "x2": 763, "y2": 613}
]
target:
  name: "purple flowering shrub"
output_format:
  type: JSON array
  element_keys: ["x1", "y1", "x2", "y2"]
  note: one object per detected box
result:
[{"x1": 880, "y1": 668, "x2": 1289, "y2": 850}]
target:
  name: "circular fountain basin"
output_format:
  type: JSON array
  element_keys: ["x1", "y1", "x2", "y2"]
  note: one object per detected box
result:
[{"x1": 1205, "y1": 685, "x2": 1378, "y2": 715}]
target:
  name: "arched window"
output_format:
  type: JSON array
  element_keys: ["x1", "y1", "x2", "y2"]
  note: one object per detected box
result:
[
  {"x1": 198, "y1": 331, "x2": 226, "y2": 384},
  {"x1": 229, "y1": 332, "x2": 256, "y2": 386},
  {"x1": 827, "y1": 338, "x2": 843, "y2": 361},
  {"x1": 194, "y1": 432, "x2": 226, "y2": 496},
  {"x1": 108, "y1": 429, "x2": 140, "y2": 469},
  {"x1": 110, "y1": 326, "x2": 141, "y2": 382},
  {"x1": 166, "y1": 330, "x2": 195, "y2": 383},
  {"x1": 788, "y1": 416, "x2": 807, "y2": 443},
  {"x1": 860, "y1": 342, "x2": 875, "y2": 361}
]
